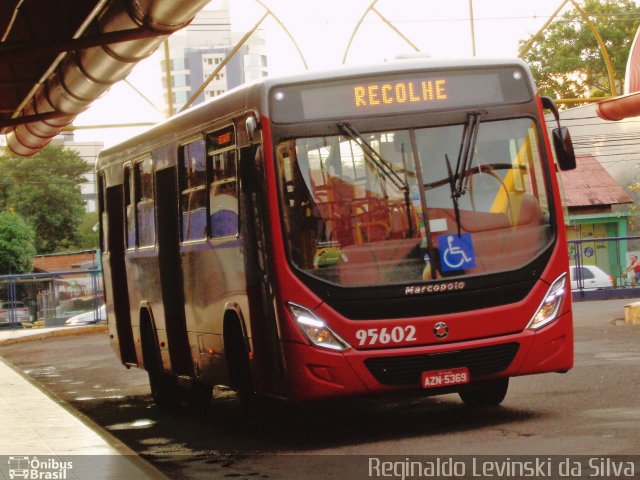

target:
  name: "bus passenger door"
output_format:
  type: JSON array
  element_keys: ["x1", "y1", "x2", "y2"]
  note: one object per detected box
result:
[
  {"x1": 105, "y1": 186, "x2": 137, "y2": 365},
  {"x1": 156, "y1": 166, "x2": 193, "y2": 377},
  {"x1": 239, "y1": 144, "x2": 285, "y2": 396}
]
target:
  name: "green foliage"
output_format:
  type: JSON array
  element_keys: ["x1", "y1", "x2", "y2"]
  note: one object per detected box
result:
[
  {"x1": 76, "y1": 211, "x2": 100, "y2": 250},
  {"x1": 0, "y1": 145, "x2": 90, "y2": 254},
  {"x1": 520, "y1": 0, "x2": 640, "y2": 100},
  {"x1": 0, "y1": 211, "x2": 36, "y2": 274}
]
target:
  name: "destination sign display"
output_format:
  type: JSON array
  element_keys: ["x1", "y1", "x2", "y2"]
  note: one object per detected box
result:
[
  {"x1": 353, "y1": 78, "x2": 449, "y2": 108},
  {"x1": 207, "y1": 125, "x2": 235, "y2": 151},
  {"x1": 270, "y1": 66, "x2": 532, "y2": 123}
]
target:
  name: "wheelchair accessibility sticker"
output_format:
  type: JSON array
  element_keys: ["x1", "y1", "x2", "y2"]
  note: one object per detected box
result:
[{"x1": 438, "y1": 233, "x2": 476, "y2": 272}]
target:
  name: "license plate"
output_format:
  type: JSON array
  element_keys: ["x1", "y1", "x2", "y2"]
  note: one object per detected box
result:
[{"x1": 422, "y1": 367, "x2": 470, "y2": 389}]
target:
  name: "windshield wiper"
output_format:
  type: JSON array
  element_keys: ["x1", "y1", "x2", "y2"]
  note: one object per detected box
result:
[
  {"x1": 445, "y1": 153, "x2": 462, "y2": 236},
  {"x1": 453, "y1": 111, "x2": 483, "y2": 199},
  {"x1": 338, "y1": 122, "x2": 415, "y2": 236},
  {"x1": 338, "y1": 122, "x2": 408, "y2": 193},
  {"x1": 445, "y1": 111, "x2": 483, "y2": 236}
]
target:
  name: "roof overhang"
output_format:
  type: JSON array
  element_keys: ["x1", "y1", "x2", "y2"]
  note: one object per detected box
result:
[
  {"x1": 596, "y1": 91, "x2": 640, "y2": 121},
  {"x1": 0, "y1": 0, "x2": 209, "y2": 156}
]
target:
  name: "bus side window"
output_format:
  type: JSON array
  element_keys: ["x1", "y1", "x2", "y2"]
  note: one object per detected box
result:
[
  {"x1": 207, "y1": 126, "x2": 238, "y2": 239},
  {"x1": 209, "y1": 148, "x2": 238, "y2": 238},
  {"x1": 135, "y1": 157, "x2": 156, "y2": 247},
  {"x1": 179, "y1": 138, "x2": 207, "y2": 241},
  {"x1": 123, "y1": 165, "x2": 136, "y2": 249}
]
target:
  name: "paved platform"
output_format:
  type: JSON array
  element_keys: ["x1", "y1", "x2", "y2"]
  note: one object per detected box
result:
[{"x1": 0, "y1": 326, "x2": 166, "y2": 480}]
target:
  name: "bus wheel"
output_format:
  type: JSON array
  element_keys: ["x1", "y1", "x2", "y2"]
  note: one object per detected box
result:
[
  {"x1": 224, "y1": 318, "x2": 255, "y2": 407},
  {"x1": 459, "y1": 378, "x2": 509, "y2": 407},
  {"x1": 141, "y1": 322, "x2": 181, "y2": 408},
  {"x1": 186, "y1": 380, "x2": 213, "y2": 408}
]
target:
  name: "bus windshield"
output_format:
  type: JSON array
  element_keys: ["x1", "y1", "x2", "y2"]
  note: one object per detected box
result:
[{"x1": 277, "y1": 117, "x2": 553, "y2": 287}]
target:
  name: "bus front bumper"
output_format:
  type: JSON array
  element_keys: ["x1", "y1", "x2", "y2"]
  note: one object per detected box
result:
[{"x1": 281, "y1": 311, "x2": 573, "y2": 403}]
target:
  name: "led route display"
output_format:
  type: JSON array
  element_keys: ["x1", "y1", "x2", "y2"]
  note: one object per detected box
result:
[
  {"x1": 353, "y1": 79, "x2": 448, "y2": 108},
  {"x1": 270, "y1": 66, "x2": 532, "y2": 123}
]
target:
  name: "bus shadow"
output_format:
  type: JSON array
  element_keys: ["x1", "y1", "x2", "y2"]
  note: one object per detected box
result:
[
  {"x1": 205, "y1": 394, "x2": 541, "y2": 451},
  {"x1": 69, "y1": 390, "x2": 544, "y2": 476}
]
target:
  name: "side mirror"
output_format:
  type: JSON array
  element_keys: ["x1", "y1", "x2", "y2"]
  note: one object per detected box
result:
[
  {"x1": 245, "y1": 115, "x2": 259, "y2": 144},
  {"x1": 552, "y1": 127, "x2": 576, "y2": 171},
  {"x1": 542, "y1": 96, "x2": 576, "y2": 171}
]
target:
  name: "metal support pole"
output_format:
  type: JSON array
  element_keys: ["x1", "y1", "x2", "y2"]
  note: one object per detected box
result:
[
  {"x1": 163, "y1": 39, "x2": 174, "y2": 116},
  {"x1": 468, "y1": 0, "x2": 477, "y2": 57}
]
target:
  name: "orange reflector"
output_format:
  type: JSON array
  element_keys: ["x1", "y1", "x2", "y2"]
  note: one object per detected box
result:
[
  {"x1": 249, "y1": 352, "x2": 255, "y2": 361},
  {"x1": 207, "y1": 348, "x2": 215, "y2": 355}
]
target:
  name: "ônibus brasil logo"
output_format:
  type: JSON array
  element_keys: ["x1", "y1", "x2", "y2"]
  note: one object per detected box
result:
[{"x1": 7, "y1": 456, "x2": 73, "y2": 480}]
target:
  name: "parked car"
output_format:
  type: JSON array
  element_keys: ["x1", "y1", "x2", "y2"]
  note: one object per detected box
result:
[
  {"x1": 0, "y1": 301, "x2": 33, "y2": 326},
  {"x1": 569, "y1": 265, "x2": 614, "y2": 291},
  {"x1": 65, "y1": 304, "x2": 106, "y2": 325}
]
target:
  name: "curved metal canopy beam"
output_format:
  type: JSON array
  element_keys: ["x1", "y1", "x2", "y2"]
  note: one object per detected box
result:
[
  {"x1": 254, "y1": 0, "x2": 308, "y2": 70},
  {"x1": 570, "y1": 0, "x2": 617, "y2": 97},
  {"x1": 342, "y1": 0, "x2": 419, "y2": 64},
  {"x1": 180, "y1": 0, "x2": 308, "y2": 112},
  {"x1": 519, "y1": 0, "x2": 617, "y2": 98}
]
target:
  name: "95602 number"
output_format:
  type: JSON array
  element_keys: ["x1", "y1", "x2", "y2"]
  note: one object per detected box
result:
[{"x1": 355, "y1": 326, "x2": 417, "y2": 347}]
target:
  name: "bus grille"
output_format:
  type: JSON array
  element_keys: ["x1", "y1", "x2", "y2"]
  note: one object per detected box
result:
[{"x1": 364, "y1": 343, "x2": 520, "y2": 386}]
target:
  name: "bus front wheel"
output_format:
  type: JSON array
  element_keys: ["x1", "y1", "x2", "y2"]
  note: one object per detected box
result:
[
  {"x1": 224, "y1": 317, "x2": 255, "y2": 407},
  {"x1": 459, "y1": 378, "x2": 509, "y2": 407}
]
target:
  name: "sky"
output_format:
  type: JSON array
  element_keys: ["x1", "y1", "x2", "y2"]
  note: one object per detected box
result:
[{"x1": 72, "y1": 0, "x2": 581, "y2": 147}]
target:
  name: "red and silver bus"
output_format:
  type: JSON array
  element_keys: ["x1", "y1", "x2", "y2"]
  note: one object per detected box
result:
[{"x1": 97, "y1": 58, "x2": 576, "y2": 408}]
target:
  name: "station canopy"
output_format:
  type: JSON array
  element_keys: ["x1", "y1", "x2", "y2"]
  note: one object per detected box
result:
[
  {"x1": 597, "y1": 25, "x2": 640, "y2": 121},
  {"x1": 0, "y1": 0, "x2": 209, "y2": 156}
]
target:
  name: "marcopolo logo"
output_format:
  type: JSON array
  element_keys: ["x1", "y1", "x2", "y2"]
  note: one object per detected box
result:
[
  {"x1": 405, "y1": 281, "x2": 466, "y2": 296},
  {"x1": 8, "y1": 456, "x2": 73, "y2": 480}
]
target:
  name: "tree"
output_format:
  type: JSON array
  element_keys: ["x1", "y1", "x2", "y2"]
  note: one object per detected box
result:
[
  {"x1": 0, "y1": 145, "x2": 89, "y2": 254},
  {"x1": 520, "y1": 0, "x2": 640, "y2": 100},
  {"x1": 76, "y1": 211, "x2": 100, "y2": 250},
  {"x1": 0, "y1": 211, "x2": 36, "y2": 274}
]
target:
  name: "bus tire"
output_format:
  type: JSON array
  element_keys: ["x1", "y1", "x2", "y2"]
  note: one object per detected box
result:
[
  {"x1": 140, "y1": 319, "x2": 181, "y2": 408},
  {"x1": 224, "y1": 316, "x2": 255, "y2": 407},
  {"x1": 186, "y1": 380, "x2": 213, "y2": 409},
  {"x1": 459, "y1": 377, "x2": 509, "y2": 407}
]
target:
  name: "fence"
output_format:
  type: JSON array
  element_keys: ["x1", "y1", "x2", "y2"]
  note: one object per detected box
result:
[
  {"x1": 569, "y1": 235, "x2": 640, "y2": 300},
  {"x1": 0, "y1": 268, "x2": 103, "y2": 329},
  {"x1": 1, "y1": 236, "x2": 636, "y2": 327}
]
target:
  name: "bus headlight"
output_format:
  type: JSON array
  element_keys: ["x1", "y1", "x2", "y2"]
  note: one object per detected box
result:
[
  {"x1": 527, "y1": 273, "x2": 567, "y2": 331},
  {"x1": 288, "y1": 303, "x2": 350, "y2": 351}
]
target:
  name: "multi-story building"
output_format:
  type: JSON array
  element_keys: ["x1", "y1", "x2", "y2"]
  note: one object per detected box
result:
[{"x1": 160, "y1": 2, "x2": 268, "y2": 112}]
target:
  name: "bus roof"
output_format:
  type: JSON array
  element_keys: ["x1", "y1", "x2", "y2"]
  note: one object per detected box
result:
[{"x1": 97, "y1": 57, "x2": 533, "y2": 169}]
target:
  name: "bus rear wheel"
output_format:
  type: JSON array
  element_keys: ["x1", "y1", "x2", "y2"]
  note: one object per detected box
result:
[{"x1": 459, "y1": 378, "x2": 509, "y2": 407}]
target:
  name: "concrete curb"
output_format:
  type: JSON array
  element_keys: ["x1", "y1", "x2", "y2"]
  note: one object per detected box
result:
[
  {"x1": 0, "y1": 354, "x2": 169, "y2": 480},
  {"x1": 624, "y1": 302, "x2": 640, "y2": 324},
  {"x1": 0, "y1": 324, "x2": 108, "y2": 346}
]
